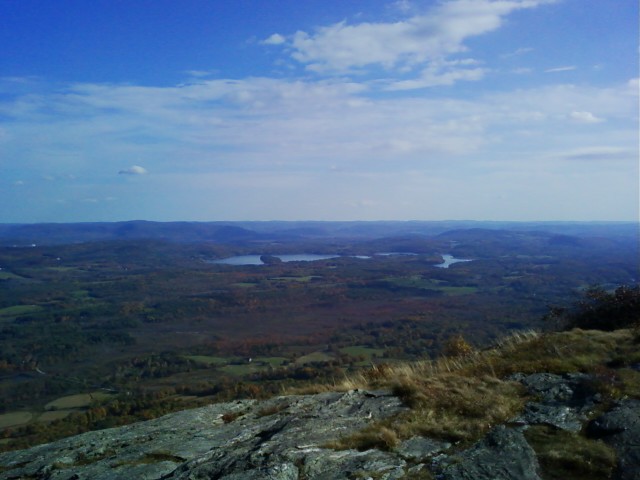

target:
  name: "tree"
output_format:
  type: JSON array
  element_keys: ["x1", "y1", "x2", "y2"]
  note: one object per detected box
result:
[{"x1": 546, "y1": 285, "x2": 640, "y2": 331}]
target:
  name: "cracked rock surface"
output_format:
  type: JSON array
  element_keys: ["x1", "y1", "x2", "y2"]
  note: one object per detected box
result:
[
  {"x1": 1, "y1": 376, "x2": 639, "y2": 480},
  {"x1": 588, "y1": 399, "x2": 640, "y2": 480},
  {"x1": 0, "y1": 390, "x2": 406, "y2": 480}
]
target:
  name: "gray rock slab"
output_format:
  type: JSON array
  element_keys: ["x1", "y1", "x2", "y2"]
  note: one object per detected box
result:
[
  {"x1": 512, "y1": 372, "x2": 595, "y2": 406},
  {"x1": 513, "y1": 402, "x2": 584, "y2": 432},
  {"x1": 302, "y1": 449, "x2": 406, "y2": 480},
  {"x1": 0, "y1": 390, "x2": 406, "y2": 480},
  {"x1": 511, "y1": 372, "x2": 599, "y2": 431},
  {"x1": 588, "y1": 399, "x2": 640, "y2": 480},
  {"x1": 434, "y1": 426, "x2": 542, "y2": 480},
  {"x1": 396, "y1": 436, "x2": 451, "y2": 461}
]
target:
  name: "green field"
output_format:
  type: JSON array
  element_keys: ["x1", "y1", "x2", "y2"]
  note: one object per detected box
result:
[
  {"x1": 38, "y1": 410, "x2": 76, "y2": 422},
  {"x1": 0, "y1": 305, "x2": 44, "y2": 317},
  {"x1": 218, "y1": 356, "x2": 289, "y2": 376},
  {"x1": 384, "y1": 276, "x2": 477, "y2": 295},
  {"x1": 0, "y1": 271, "x2": 24, "y2": 280},
  {"x1": 45, "y1": 266, "x2": 80, "y2": 272},
  {"x1": 45, "y1": 392, "x2": 113, "y2": 410},
  {"x1": 295, "y1": 351, "x2": 334, "y2": 365},
  {"x1": 0, "y1": 412, "x2": 32, "y2": 429},
  {"x1": 438, "y1": 286, "x2": 478, "y2": 295},
  {"x1": 184, "y1": 355, "x2": 230, "y2": 366},
  {"x1": 231, "y1": 283, "x2": 257, "y2": 288},
  {"x1": 70, "y1": 289, "x2": 92, "y2": 300},
  {"x1": 253, "y1": 356, "x2": 288, "y2": 367},
  {"x1": 219, "y1": 363, "x2": 262, "y2": 376},
  {"x1": 340, "y1": 346, "x2": 385, "y2": 358},
  {"x1": 271, "y1": 276, "x2": 320, "y2": 283}
]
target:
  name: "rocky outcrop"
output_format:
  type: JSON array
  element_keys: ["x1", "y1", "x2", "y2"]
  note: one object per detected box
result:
[
  {"x1": 511, "y1": 372, "x2": 601, "y2": 432},
  {"x1": 588, "y1": 399, "x2": 640, "y2": 480},
  {"x1": 434, "y1": 426, "x2": 542, "y2": 480},
  {"x1": 1, "y1": 377, "x2": 638, "y2": 480},
  {"x1": 0, "y1": 390, "x2": 407, "y2": 480}
]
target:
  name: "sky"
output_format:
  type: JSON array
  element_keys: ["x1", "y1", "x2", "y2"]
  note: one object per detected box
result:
[{"x1": 0, "y1": 0, "x2": 638, "y2": 223}]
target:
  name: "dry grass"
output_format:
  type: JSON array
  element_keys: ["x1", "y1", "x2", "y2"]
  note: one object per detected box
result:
[
  {"x1": 321, "y1": 328, "x2": 640, "y2": 452},
  {"x1": 390, "y1": 374, "x2": 524, "y2": 442},
  {"x1": 255, "y1": 401, "x2": 289, "y2": 418},
  {"x1": 524, "y1": 425, "x2": 617, "y2": 480},
  {"x1": 221, "y1": 411, "x2": 244, "y2": 423},
  {"x1": 329, "y1": 372, "x2": 525, "y2": 451}
]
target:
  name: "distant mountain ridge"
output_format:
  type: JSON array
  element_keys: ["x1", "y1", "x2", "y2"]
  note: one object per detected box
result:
[{"x1": 0, "y1": 220, "x2": 637, "y2": 246}]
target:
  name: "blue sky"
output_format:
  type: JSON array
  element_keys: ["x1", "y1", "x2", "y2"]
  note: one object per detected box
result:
[{"x1": 1, "y1": 0, "x2": 638, "y2": 223}]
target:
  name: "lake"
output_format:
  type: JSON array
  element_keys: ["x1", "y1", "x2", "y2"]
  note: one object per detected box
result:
[
  {"x1": 212, "y1": 252, "x2": 472, "y2": 267},
  {"x1": 211, "y1": 254, "x2": 340, "y2": 265},
  {"x1": 435, "y1": 254, "x2": 472, "y2": 268}
]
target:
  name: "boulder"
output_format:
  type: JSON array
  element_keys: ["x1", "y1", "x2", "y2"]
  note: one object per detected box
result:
[
  {"x1": 588, "y1": 399, "x2": 640, "y2": 480},
  {"x1": 511, "y1": 372, "x2": 599, "y2": 431},
  {"x1": 434, "y1": 426, "x2": 542, "y2": 480}
]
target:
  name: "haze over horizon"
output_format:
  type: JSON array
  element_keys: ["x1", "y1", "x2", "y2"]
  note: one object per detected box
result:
[{"x1": 1, "y1": 0, "x2": 638, "y2": 223}]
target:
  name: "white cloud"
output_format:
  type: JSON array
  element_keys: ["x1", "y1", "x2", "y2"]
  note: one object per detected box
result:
[
  {"x1": 545, "y1": 66, "x2": 576, "y2": 73},
  {"x1": 2, "y1": 77, "x2": 635, "y2": 179},
  {"x1": 500, "y1": 47, "x2": 534, "y2": 58},
  {"x1": 569, "y1": 111, "x2": 603, "y2": 124},
  {"x1": 392, "y1": 0, "x2": 412, "y2": 13},
  {"x1": 387, "y1": 59, "x2": 487, "y2": 90},
  {"x1": 279, "y1": 0, "x2": 555, "y2": 75},
  {"x1": 557, "y1": 146, "x2": 630, "y2": 162},
  {"x1": 118, "y1": 165, "x2": 148, "y2": 175},
  {"x1": 184, "y1": 70, "x2": 217, "y2": 78},
  {"x1": 262, "y1": 33, "x2": 286, "y2": 45},
  {"x1": 0, "y1": 74, "x2": 636, "y2": 221}
]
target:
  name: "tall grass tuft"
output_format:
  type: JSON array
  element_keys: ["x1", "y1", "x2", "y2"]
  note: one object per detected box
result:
[{"x1": 324, "y1": 327, "x2": 640, "y2": 452}]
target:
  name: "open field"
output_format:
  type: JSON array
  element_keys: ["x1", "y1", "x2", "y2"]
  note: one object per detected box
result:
[
  {"x1": 382, "y1": 276, "x2": 478, "y2": 295},
  {"x1": 0, "y1": 412, "x2": 32, "y2": 429},
  {"x1": 219, "y1": 363, "x2": 264, "y2": 376},
  {"x1": 38, "y1": 410, "x2": 76, "y2": 422},
  {"x1": 340, "y1": 346, "x2": 386, "y2": 359},
  {"x1": 0, "y1": 271, "x2": 24, "y2": 280},
  {"x1": 254, "y1": 357, "x2": 288, "y2": 367},
  {"x1": 45, "y1": 392, "x2": 113, "y2": 410},
  {"x1": 0, "y1": 305, "x2": 44, "y2": 317},
  {"x1": 296, "y1": 352, "x2": 334, "y2": 365},
  {"x1": 270, "y1": 276, "x2": 321, "y2": 283},
  {"x1": 184, "y1": 355, "x2": 229, "y2": 366}
]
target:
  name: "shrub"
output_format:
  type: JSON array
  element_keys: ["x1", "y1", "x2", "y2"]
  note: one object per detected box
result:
[
  {"x1": 442, "y1": 334, "x2": 475, "y2": 358},
  {"x1": 546, "y1": 285, "x2": 640, "y2": 331}
]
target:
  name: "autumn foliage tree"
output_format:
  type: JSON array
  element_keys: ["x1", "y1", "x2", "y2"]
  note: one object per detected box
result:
[{"x1": 546, "y1": 285, "x2": 640, "y2": 331}]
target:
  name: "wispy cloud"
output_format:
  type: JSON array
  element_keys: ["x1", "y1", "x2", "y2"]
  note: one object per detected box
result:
[
  {"x1": 118, "y1": 165, "x2": 148, "y2": 175},
  {"x1": 569, "y1": 111, "x2": 603, "y2": 124},
  {"x1": 545, "y1": 66, "x2": 576, "y2": 73},
  {"x1": 386, "y1": 59, "x2": 487, "y2": 90},
  {"x1": 270, "y1": 0, "x2": 556, "y2": 80},
  {"x1": 500, "y1": 47, "x2": 534, "y2": 58},
  {"x1": 1, "y1": 77, "x2": 633, "y2": 179},
  {"x1": 0, "y1": 21, "x2": 636, "y2": 221},
  {"x1": 184, "y1": 70, "x2": 217, "y2": 79},
  {"x1": 558, "y1": 146, "x2": 630, "y2": 162}
]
